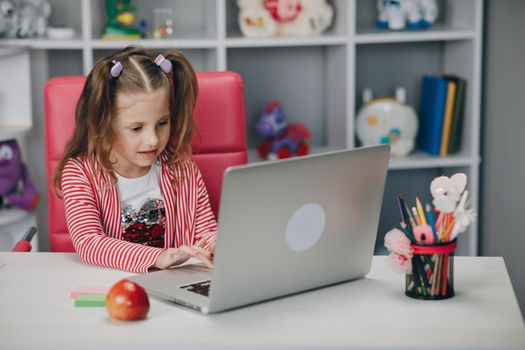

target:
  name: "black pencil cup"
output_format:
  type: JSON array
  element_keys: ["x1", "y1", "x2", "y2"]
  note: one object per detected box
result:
[{"x1": 405, "y1": 240, "x2": 457, "y2": 300}]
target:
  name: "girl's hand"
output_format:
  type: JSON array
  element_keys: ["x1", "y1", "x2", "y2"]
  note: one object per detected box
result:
[{"x1": 154, "y1": 239, "x2": 213, "y2": 269}]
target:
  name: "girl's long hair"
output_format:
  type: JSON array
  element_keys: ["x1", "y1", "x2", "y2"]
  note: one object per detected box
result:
[{"x1": 53, "y1": 46, "x2": 198, "y2": 193}]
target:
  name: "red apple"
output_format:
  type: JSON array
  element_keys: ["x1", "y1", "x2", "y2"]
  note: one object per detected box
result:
[{"x1": 106, "y1": 279, "x2": 150, "y2": 321}]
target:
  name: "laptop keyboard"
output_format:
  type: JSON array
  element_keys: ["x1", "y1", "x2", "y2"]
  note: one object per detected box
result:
[{"x1": 179, "y1": 280, "x2": 211, "y2": 297}]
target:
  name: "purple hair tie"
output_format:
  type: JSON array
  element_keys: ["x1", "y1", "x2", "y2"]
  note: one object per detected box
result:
[
  {"x1": 110, "y1": 60, "x2": 123, "y2": 78},
  {"x1": 155, "y1": 55, "x2": 172, "y2": 74}
]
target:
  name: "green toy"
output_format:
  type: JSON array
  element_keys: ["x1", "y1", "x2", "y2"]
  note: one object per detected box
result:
[{"x1": 101, "y1": 0, "x2": 141, "y2": 40}]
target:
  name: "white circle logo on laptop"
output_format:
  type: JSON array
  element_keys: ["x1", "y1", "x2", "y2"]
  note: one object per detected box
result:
[{"x1": 286, "y1": 203, "x2": 326, "y2": 252}]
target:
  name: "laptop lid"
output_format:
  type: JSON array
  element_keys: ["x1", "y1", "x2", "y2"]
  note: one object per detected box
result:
[{"x1": 207, "y1": 145, "x2": 390, "y2": 313}]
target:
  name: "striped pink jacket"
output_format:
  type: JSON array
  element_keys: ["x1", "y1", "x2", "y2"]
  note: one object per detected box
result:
[{"x1": 61, "y1": 153, "x2": 217, "y2": 273}]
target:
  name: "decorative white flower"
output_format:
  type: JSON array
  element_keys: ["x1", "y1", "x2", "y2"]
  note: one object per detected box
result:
[
  {"x1": 386, "y1": 252, "x2": 412, "y2": 273},
  {"x1": 430, "y1": 173, "x2": 467, "y2": 213},
  {"x1": 454, "y1": 209, "x2": 476, "y2": 232},
  {"x1": 450, "y1": 190, "x2": 477, "y2": 240},
  {"x1": 384, "y1": 228, "x2": 413, "y2": 273},
  {"x1": 384, "y1": 228, "x2": 413, "y2": 258}
]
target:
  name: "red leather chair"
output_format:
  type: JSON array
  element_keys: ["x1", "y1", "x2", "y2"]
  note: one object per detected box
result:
[{"x1": 45, "y1": 72, "x2": 247, "y2": 252}]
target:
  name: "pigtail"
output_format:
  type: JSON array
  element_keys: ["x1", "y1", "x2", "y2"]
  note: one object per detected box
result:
[
  {"x1": 53, "y1": 56, "x2": 118, "y2": 194},
  {"x1": 164, "y1": 51, "x2": 198, "y2": 166}
]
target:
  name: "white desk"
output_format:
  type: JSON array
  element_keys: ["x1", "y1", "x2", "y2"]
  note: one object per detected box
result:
[{"x1": 0, "y1": 253, "x2": 524, "y2": 350}]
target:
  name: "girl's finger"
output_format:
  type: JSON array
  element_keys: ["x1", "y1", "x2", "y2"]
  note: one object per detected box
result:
[
  {"x1": 190, "y1": 251, "x2": 213, "y2": 268},
  {"x1": 178, "y1": 245, "x2": 199, "y2": 256},
  {"x1": 192, "y1": 245, "x2": 212, "y2": 257}
]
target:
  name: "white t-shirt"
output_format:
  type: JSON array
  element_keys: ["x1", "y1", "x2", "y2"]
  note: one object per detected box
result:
[{"x1": 115, "y1": 162, "x2": 166, "y2": 247}]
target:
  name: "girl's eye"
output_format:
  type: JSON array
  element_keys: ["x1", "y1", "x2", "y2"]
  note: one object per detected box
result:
[
  {"x1": 158, "y1": 120, "x2": 169, "y2": 127},
  {"x1": 131, "y1": 126, "x2": 142, "y2": 132}
]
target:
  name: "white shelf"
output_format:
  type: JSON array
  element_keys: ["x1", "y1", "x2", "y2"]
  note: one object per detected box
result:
[
  {"x1": 0, "y1": 37, "x2": 85, "y2": 49},
  {"x1": 225, "y1": 35, "x2": 348, "y2": 48},
  {"x1": 389, "y1": 152, "x2": 480, "y2": 170},
  {"x1": 0, "y1": 209, "x2": 29, "y2": 227},
  {"x1": 0, "y1": 125, "x2": 32, "y2": 141},
  {"x1": 247, "y1": 145, "x2": 338, "y2": 163},
  {"x1": 250, "y1": 147, "x2": 479, "y2": 171},
  {"x1": 354, "y1": 28, "x2": 476, "y2": 44},
  {"x1": 90, "y1": 38, "x2": 219, "y2": 49}
]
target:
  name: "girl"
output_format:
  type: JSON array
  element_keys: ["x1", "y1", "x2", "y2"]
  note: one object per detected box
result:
[{"x1": 53, "y1": 47, "x2": 217, "y2": 273}]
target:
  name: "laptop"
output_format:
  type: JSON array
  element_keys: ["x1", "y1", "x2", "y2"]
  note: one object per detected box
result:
[{"x1": 129, "y1": 145, "x2": 390, "y2": 314}]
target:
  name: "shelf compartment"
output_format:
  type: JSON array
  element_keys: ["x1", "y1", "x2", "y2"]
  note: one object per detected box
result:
[
  {"x1": 0, "y1": 48, "x2": 32, "y2": 131},
  {"x1": 225, "y1": 0, "x2": 348, "y2": 39},
  {"x1": 355, "y1": 40, "x2": 477, "y2": 157},
  {"x1": 90, "y1": 0, "x2": 218, "y2": 41},
  {"x1": 48, "y1": 0, "x2": 83, "y2": 40},
  {"x1": 47, "y1": 50, "x2": 84, "y2": 77},
  {"x1": 355, "y1": 0, "x2": 480, "y2": 35},
  {"x1": 228, "y1": 45, "x2": 347, "y2": 150},
  {"x1": 93, "y1": 48, "x2": 219, "y2": 72}
]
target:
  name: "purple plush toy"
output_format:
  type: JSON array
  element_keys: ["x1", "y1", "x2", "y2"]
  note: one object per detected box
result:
[
  {"x1": 256, "y1": 101, "x2": 311, "y2": 160},
  {"x1": 0, "y1": 139, "x2": 40, "y2": 211}
]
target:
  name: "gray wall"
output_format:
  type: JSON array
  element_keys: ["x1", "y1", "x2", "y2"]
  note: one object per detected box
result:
[{"x1": 481, "y1": 0, "x2": 525, "y2": 317}]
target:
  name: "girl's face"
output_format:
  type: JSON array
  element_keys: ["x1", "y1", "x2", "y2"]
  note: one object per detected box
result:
[{"x1": 111, "y1": 88, "x2": 171, "y2": 178}]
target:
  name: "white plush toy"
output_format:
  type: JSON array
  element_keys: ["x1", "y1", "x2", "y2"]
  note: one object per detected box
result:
[
  {"x1": 237, "y1": 0, "x2": 277, "y2": 37},
  {"x1": 0, "y1": 0, "x2": 50, "y2": 38},
  {"x1": 356, "y1": 87, "x2": 418, "y2": 157},
  {"x1": 0, "y1": 0, "x2": 17, "y2": 37},
  {"x1": 376, "y1": 0, "x2": 438, "y2": 30},
  {"x1": 238, "y1": 0, "x2": 333, "y2": 38},
  {"x1": 16, "y1": 0, "x2": 51, "y2": 38}
]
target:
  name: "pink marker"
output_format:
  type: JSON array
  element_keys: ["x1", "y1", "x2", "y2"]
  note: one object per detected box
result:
[
  {"x1": 70, "y1": 286, "x2": 109, "y2": 299},
  {"x1": 413, "y1": 224, "x2": 435, "y2": 244}
]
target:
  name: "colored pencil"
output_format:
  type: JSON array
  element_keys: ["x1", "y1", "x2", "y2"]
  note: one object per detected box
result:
[
  {"x1": 416, "y1": 197, "x2": 427, "y2": 225},
  {"x1": 443, "y1": 218, "x2": 456, "y2": 242},
  {"x1": 435, "y1": 211, "x2": 445, "y2": 230},
  {"x1": 400, "y1": 196, "x2": 416, "y2": 229},
  {"x1": 396, "y1": 195, "x2": 408, "y2": 225},
  {"x1": 425, "y1": 204, "x2": 439, "y2": 243},
  {"x1": 400, "y1": 222, "x2": 416, "y2": 243},
  {"x1": 441, "y1": 254, "x2": 449, "y2": 296},
  {"x1": 411, "y1": 207, "x2": 421, "y2": 225}
]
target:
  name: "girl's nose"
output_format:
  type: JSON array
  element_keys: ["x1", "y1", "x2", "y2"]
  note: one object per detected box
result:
[{"x1": 145, "y1": 129, "x2": 159, "y2": 147}]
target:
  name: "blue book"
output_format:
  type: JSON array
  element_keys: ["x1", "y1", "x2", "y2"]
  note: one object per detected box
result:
[{"x1": 417, "y1": 76, "x2": 448, "y2": 155}]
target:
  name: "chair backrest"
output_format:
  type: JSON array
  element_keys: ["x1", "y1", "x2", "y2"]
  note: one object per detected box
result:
[{"x1": 45, "y1": 72, "x2": 247, "y2": 252}]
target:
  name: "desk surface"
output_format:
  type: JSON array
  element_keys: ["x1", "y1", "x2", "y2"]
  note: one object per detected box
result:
[{"x1": 0, "y1": 253, "x2": 524, "y2": 350}]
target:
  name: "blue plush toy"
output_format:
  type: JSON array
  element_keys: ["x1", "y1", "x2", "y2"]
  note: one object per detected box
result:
[{"x1": 376, "y1": 0, "x2": 438, "y2": 31}]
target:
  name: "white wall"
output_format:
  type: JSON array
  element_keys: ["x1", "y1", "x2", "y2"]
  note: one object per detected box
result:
[{"x1": 481, "y1": 0, "x2": 525, "y2": 317}]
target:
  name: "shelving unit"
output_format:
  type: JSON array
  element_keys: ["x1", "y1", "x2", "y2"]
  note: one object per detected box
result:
[
  {"x1": 0, "y1": 46, "x2": 38, "y2": 250},
  {"x1": 0, "y1": 0, "x2": 483, "y2": 255}
]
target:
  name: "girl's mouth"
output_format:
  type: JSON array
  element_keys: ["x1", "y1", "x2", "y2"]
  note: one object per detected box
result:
[{"x1": 139, "y1": 150, "x2": 157, "y2": 157}]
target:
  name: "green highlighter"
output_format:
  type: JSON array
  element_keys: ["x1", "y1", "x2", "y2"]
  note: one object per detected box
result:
[{"x1": 74, "y1": 293, "x2": 106, "y2": 307}]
